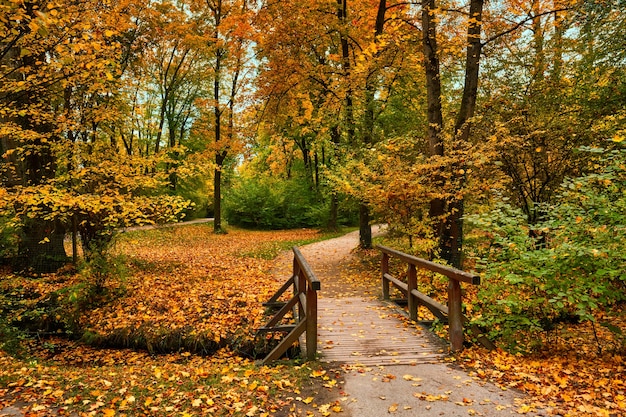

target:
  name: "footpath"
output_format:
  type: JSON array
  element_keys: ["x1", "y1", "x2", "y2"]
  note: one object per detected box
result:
[{"x1": 281, "y1": 228, "x2": 542, "y2": 417}]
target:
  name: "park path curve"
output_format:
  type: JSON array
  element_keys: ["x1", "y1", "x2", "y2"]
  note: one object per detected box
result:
[{"x1": 273, "y1": 227, "x2": 537, "y2": 416}]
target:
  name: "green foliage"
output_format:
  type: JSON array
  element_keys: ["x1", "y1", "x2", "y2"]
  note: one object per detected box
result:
[
  {"x1": 0, "y1": 317, "x2": 27, "y2": 356},
  {"x1": 78, "y1": 252, "x2": 127, "y2": 294},
  {"x1": 224, "y1": 176, "x2": 327, "y2": 229},
  {"x1": 0, "y1": 257, "x2": 126, "y2": 351},
  {"x1": 468, "y1": 146, "x2": 626, "y2": 351},
  {"x1": 0, "y1": 213, "x2": 19, "y2": 259}
]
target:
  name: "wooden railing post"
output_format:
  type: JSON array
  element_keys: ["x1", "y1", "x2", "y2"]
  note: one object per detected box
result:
[
  {"x1": 382, "y1": 252, "x2": 390, "y2": 300},
  {"x1": 297, "y1": 274, "x2": 306, "y2": 322},
  {"x1": 448, "y1": 279, "x2": 463, "y2": 351},
  {"x1": 305, "y1": 284, "x2": 317, "y2": 361},
  {"x1": 407, "y1": 264, "x2": 418, "y2": 321}
]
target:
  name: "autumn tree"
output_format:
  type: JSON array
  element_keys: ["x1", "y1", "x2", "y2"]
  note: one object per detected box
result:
[
  {"x1": 188, "y1": 0, "x2": 253, "y2": 233},
  {"x1": 0, "y1": 0, "x2": 192, "y2": 272},
  {"x1": 253, "y1": 0, "x2": 419, "y2": 237},
  {"x1": 0, "y1": 0, "x2": 123, "y2": 270},
  {"x1": 253, "y1": 0, "x2": 350, "y2": 227},
  {"x1": 474, "y1": 1, "x2": 625, "y2": 230}
]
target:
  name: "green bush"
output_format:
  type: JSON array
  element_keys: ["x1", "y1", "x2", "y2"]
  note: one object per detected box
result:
[
  {"x1": 468, "y1": 146, "x2": 626, "y2": 351},
  {"x1": 224, "y1": 177, "x2": 327, "y2": 229},
  {"x1": 0, "y1": 214, "x2": 20, "y2": 260}
]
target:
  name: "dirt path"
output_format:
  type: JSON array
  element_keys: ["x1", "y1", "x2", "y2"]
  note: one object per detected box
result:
[{"x1": 275, "y1": 228, "x2": 537, "y2": 417}]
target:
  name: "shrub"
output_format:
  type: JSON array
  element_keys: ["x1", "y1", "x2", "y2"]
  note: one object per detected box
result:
[
  {"x1": 468, "y1": 146, "x2": 626, "y2": 351},
  {"x1": 224, "y1": 176, "x2": 326, "y2": 229}
]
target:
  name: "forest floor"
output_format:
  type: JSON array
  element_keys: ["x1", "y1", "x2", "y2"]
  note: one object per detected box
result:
[{"x1": 0, "y1": 224, "x2": 624, "y2": 416}]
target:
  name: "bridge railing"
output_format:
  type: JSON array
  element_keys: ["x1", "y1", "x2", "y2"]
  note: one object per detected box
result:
[
  {"x1": 377, "y1": 245, "x2": 493, "y2": 352},
  {"x1": 258, "y1": 247, "x2": 320, "y2": 364}
]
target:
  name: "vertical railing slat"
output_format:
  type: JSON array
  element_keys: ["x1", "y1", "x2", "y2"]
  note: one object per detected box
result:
[
  {"x1": 407, "y1": 263, "x2": 418, "y2": 321},
  {"x1": 382, "y1": 252, "x2": 390, "y2": 300},
  {"x1": 448, "y1": 279, "x2": 463, "y2": 351}
]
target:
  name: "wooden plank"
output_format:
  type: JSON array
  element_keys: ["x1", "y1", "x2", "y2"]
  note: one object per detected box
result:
[
  {"x1": 256, "y1": 325, "x2": 296, "y2": 333},
  {"x1": 377, "y1": 245, "x2": 480, "y2": 285},
  {"x1": 262, "y1": 319, "x2": 307, "y2": 364},
  {"x1": 382, "y1": 252, "x2": 390, "y2": 299},
  {"x1": 384, "y1": 273, "x2": 408, "y2": 294},
  {"x1": 385, "y1": 273, "x2": 449, "y2": 321},
  {"x1": 305, "y1": 287, "x2": 317, "y2": 361},
  {"x1": 410, "y1": 289, "x2": 448, "y2": 320},
  {"x1": 264, "y1": 276, "x2": 294, "y2": 306},
  {"x1": 262, "y1": 301, "x2": 287, "y2": 309},
  {"x1": 317, "y1": 297, "x2": 444, "y2": 366},
  {"x1": 407, "y1": 264, "x2": 418, "y2": 321},
  {"x1": 448, "y1": 279, "x2": 464, "y2": 352},
  {"x1": 262, "y1": 294, "x2": 300, "y2": 329}
]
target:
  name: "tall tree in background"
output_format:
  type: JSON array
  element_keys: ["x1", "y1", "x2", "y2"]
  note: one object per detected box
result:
[
  {"x1": 193, "y1": 0, "x2": 252, "y2": 233},
  {"x1": 474, "y1": 1, "x2": 624, "y2": 231}
]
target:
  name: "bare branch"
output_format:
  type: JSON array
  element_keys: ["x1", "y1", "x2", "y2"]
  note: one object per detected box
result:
[{"x1": 483, "y1": 7, "x2": 572, "y2": 46}]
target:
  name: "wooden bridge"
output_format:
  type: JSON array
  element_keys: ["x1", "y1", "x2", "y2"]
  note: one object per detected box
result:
[{"x1": 259, "y1": 244, "x2": 492, "y2": 365}]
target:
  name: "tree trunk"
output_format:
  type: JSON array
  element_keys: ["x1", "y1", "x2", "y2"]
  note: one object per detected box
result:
[
  {"x1": 16, "y1": 220, "x2": 67, "y2": 273},
  {"x1": 422, "y1": 0, "x2": 446, "y2": 254},
  {"x1": 213, "y1": 4, "x2": 224, "y2": 233},
  {"x1": 446, "y1": 0, "x2": 483, "y2": 269},
  {"x1": 358, "y1": 203, "x2": 372, "y2": 249},
  {"x1": 422, "y1": 0, "x2": 484, "y2": 268},
  {"x1": 213, "y1": 159, "x2": 224, "y2": 233},
  {"x1": 358, "y1": 0, "x2": 386, "y2": 248},
  {"x1": 328, "y1": 193, "x2": 339, "y2": 231},
  {"x1": 1, "y1": 23, "x2": 69, "y2": 271}
]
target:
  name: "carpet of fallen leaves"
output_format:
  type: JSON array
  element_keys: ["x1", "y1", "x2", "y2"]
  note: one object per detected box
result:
[
  {"x1": 456, "y1": 330, "x2": 626, "y2": 416},
  {"x1": 88, "y1": 225, "x2": 327, "y2": 353},
  {"x1": 0, "y1": 224, "x2": 345, "y2": 416}
]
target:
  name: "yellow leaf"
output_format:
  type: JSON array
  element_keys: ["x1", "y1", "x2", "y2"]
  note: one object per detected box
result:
[
  {"x1": 102, "y1": 409, "x2": 115, "y2": 417},
  {"x1": 318, "y1": 403, "x2": 331, "y2": 416},
  {"x1": 311, "y1": 369, "x2": 326, "y2": 378}
]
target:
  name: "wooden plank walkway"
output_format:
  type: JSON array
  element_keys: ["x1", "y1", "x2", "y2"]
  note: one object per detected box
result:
[
  {"x1": 288, "y1": 227, "x2": 445, "y2": 366},
  {"x1": 314, "y1": 297, "x2": 444, "y2": 366}
]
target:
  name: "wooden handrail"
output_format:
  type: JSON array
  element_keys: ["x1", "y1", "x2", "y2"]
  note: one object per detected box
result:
[
  {"x1": 259, "y1": 247, "x2": 320, "y2": 364},
  {"x1": 293, "y1": 247, "x2": 321, "y2": 290},
  {"x1": 377, "y1": 245, "x2": 488, "y2": 352},
  {"x1": 377, "y1": 245, "x2": 480, "y2": 284}
]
